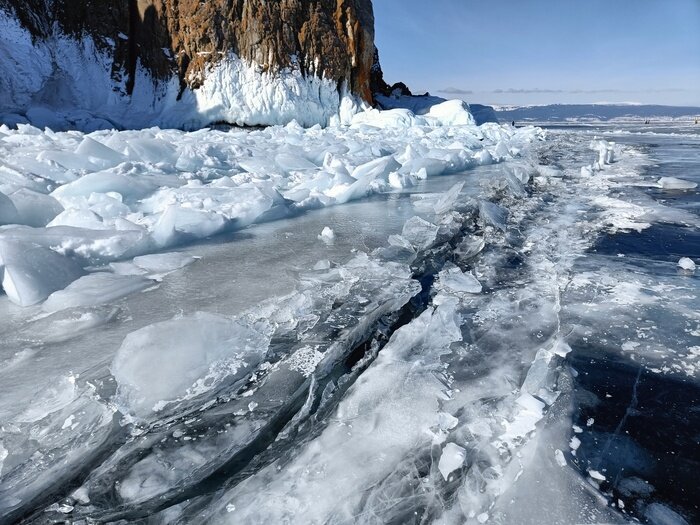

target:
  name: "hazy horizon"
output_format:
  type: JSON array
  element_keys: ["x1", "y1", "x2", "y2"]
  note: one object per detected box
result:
[{"x1": 374, "y1": 0, "x2": 700, "y2": 107}]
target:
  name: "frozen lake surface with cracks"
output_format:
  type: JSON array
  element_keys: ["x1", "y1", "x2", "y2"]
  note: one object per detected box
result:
[{"x1": 0, "y1": 113, "x2": 698, "y2": 525}]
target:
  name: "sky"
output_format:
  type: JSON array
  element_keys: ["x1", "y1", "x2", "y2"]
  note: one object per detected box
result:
[{"x1": 374, "y1": 0, "x2": 700, "y2": 107}]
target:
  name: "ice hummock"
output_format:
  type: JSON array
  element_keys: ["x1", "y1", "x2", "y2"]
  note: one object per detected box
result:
[
  {"x1": 0, "y1": 98, "x2": 541, "y2": 311},
  {"x1": 0, "y1": 239, "x2": 84, "y2": 306}
]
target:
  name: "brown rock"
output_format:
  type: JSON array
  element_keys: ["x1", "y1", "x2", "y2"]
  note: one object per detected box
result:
[{"x1": 1, "y1": 0, "x2": 377, "y2": 104}]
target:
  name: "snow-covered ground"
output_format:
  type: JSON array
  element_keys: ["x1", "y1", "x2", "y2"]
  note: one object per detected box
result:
[{"x1": 1, "y1": 106, "x2": 698, "y2": 524}]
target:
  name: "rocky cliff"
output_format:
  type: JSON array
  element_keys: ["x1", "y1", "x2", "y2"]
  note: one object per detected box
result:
[{"x1": 0, "y1": 0, "x2": 379, "y2": 129}]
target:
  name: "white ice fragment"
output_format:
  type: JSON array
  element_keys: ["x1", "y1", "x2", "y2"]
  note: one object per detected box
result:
[
  {"x1": 151, "y1": 206, "x2": 226, "y2": 248},
  {"x1": 424, "y1": 100, "x2": 476, "y2": 127},
  {"x1": 0, "y1": 191, "x2": 20, "y2": 225},
  {"x1": 75, "y1": 136, "x2": 127, "y2": 168},
  {"x1": 438, "y1": 442, "x2": 466, "y2": 481},
  {"x1": 438, "y1": 264, "x2": 482, "y2": 294},
  {"x1": 0, "y1": 441, "x2": 8, "y2": 472},
  {"x1": 52, "y1": 172, "x2": 158, "y2": 202},
  {"x1": 554, "y1": 449, "x2": 567, "y2": 467},
  {"x1": 8, "y1": 189, "x2": 64, "y2": 227},
  {"x1": 588, "y1": 469, "x2": 606, "y2": 481},
  {"x1": 479, "y1": 200, "x2": 508, "y2": 231},
  {"x1": 587, "y1": 418, "x2": 595, "y2": 427},
  {"x1": 0, "y1": 240, "x2": 84, "y2": 306},
  {"x1": 622, "y1": 341, "x2": 640, "y2": 352},
  {"x1": 42, "y1": 272, "x2": 154, "y2": 312},
  {"x1": 569, "y1": 436, "x2": 581, "y2": 452},
  {"x1": 112, "y1": 312, "x2": 270, "y2": 417},
  {"x1": 515, "y1": 392, "x2": 545, "y2": 414},
  {"x1": 678, "y1": 257, "x2": 696, "y2": 271},
  {"x1": 313, "y1": 259, "x2": 331, "y2": 270},
  {"x1": 288, "y1": 346, "x2": 324, "y2": 377},
  {"x1": 71, "y1": 487, "x2": 90, "y2": 504},
  {"x1": 318, "y1": 227, "x2": 335, "y2": 244},
  {"x1": 553, "y1": 339, "x2": 572, "y2": 357},
  {"x1": 132, "y1": 252, "x2": 198, "y2": 278},
  {"x1": 436, "y1": 412, "x2": 459, "y2": 431},
  {"x1": 61, "y1": 414, "x2": 76, "y2": 430},
  {"x1": 455, "y1": 235, "x2": 485, "y2": 260},
  {"x1": 477, "y1": 512, "x2": 490, "y2": 523},
  {"x1": 401, "y1": 216, "x2": 439, "y2": 251},
  {"x1": 644, "y1": 503, "x2": 689, "y2": 525},
  {"x1": 658, "y1": 177, "x2": 697, "y2": 190}
]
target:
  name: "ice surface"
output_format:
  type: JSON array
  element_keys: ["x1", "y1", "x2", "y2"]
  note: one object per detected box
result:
[
  {"x1": 42, "y1": 272, "x2": 154, "y2": 313},
  {"x1": 10, "y1": 97, "x2": 691, "y2": 524},
  {"x1": 112, "y1": 312, "x2": 270, "y2": 417},
  {"x1": 645, "y1": 503, "x2": 690, "y2": 525}
]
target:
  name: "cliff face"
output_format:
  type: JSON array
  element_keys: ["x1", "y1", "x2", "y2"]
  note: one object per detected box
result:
[{"x1": 0, "y1": 0, "x2": 378, "y2": 129}]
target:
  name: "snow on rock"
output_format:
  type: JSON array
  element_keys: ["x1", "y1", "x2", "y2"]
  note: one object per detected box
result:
[
  {"x1": 112, "y1": 312, "x2": 271, "y2": 418},
  {"x1": 0, "y1": 240, "x2": 84, "y2": 306}
]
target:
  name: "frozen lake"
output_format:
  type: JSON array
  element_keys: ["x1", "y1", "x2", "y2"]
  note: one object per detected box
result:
[{"x1": 0, "y1": 117, "x2": 698, "y2": 525}]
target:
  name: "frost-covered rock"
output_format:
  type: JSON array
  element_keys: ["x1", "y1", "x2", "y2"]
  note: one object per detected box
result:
[{"x1": 0, "y1": 0, "x2": 376, "y2": 129}]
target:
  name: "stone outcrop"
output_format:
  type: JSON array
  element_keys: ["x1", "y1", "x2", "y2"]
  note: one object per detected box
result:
[{"x1": 0, "y1": 0, "x2": 379, "y2": 128}]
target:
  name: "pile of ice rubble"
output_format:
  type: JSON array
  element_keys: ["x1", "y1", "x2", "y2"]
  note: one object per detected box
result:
[{"x1": 0, "y1": 100, "x2": 533, "y2": 308}]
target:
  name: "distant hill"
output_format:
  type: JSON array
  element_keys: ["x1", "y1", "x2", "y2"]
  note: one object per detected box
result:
[{"x1": 493, "y1": 104, "x2": 700, "y2": 122}]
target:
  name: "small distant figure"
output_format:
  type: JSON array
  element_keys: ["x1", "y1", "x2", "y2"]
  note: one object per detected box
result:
[
  {"x1": 695, "y1": 117, "x2": 699, "y2": 125},
  {"x1": 511, "y1": 120, "x2": 515, "y2": 127}
]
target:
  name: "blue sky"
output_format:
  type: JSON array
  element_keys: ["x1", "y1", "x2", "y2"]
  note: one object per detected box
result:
[{"x1": 374, "y1": 0, "x2": 700, "y2": 106}]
